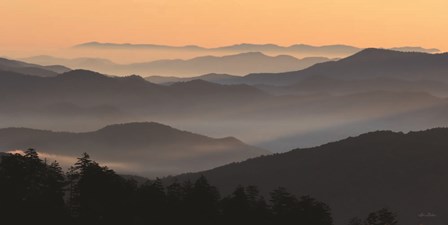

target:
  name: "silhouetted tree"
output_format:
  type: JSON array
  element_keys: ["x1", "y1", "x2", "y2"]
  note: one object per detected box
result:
[
  {"x1": 365, "y1": 208, "x2": 398, "y2": 225},
  {"x1": 222, "y1": 185, "x2": 251, "y2": 224},
  {"x1": 347, "y1": 217, "x2": 363, "y2": 225},
  {"x1": 270, "y1": 187, "x2": 333, "y2": 225},
  {"x1": 184, "y1": 175, "x2": 221, "y2": 224},
  {"x1": 67, "y1": 153, "x2": 135, "y2": 225},
  {"x1": 270, "y1": 187, "x2": 300, "y2": 224},
  {"x1": 296, "y1": 195, "x2": 333, "y2": 225},
  {"x1": 222, "y1": 185, "x2": 270, "y2": 225},
  {"x1": 0, "y1": 149, "x2": 67, "y2": 225},
  {"x1": 165, "y1": 181, "x2": 187, "y2": 224},
  {"x1": 134, "y1": 178, "x2": 167, "y2": 224}
]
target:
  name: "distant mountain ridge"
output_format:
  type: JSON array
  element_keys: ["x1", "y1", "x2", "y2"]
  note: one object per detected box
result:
[
  {"x1": 123, "y1": 52, "x2": 330, "y2": 76},
  {"x1": 0, "y1": 122, "x2": 268, "y2": 177},
  {"x1": 141, "y1": 48, "x2": 448, "y2": 88},
  {"x1": 390, "y1": 46, "x2": 440, "y2": 53},
  {"x1": 0, "y1": 57, "x2": 71, "y2": 77},
  {"x1": 74, "y1": 42, "x2": 440, "y2": 55},
  {"x1": 1, "y1": 68, "x2": 448, "y2": 151},
  {"x1": 145, "y1": 73, "x2": 240, "y2": 85},
  {"x1": 22, "y1": 55, "x2": 116, "y2": 68},
  {"x1": 223, "y1": 48, "x2": 448, "y2": 86},
  {"x1": 0, "y1": 69, "x2": 270, "y2": 132},
  {"x1": 169, "y1": 128, "x2": 448, "y2": 225},
  {"x1": 0, "y1": 69, "x2": 266, "y2": 104},
  {"x1": 74, "y1": 41, "x2": 204, "y2": 50},
  {"x1": 6, "y1": 49, "x2": 448, "y2": 153},
  {"x1": 22, "y1": 52, "x2": 331, "y2": 76}
]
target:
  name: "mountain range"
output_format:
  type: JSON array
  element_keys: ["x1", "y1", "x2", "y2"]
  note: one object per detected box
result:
[
  {"x1": 21, "y1": 55, "x2": 116, "y2": 71},
  {"x1": 131, "y1": 49, "x2": 448, "y2": 93},
  {"x1": 145, "y1": 73, "x2": 240, "y2": 85},
  {"x1": 2, "y1": 41, "x2": 448, "y2": 225},
  {"x1": 21, "y1": 48, "x2": 448, "y2": 89},
  {"x1": 169, "y1": 128, "x2": 448, "y2": 225},
  {"x1": 4, "y1": 49, "x2": 448, "y2": 152},
  {"x1": 0, "y1": 122, "x2": 268, "y2": 177},
  {"x1": 74, "y1": 42, "x2": 440, "y2": 57},
  {"x1": 147, "y1": 49, "x2": 448, "y2": 97},
  {"x1": 0, "y1": 69, "x2": 270, "y2": 134},
  {"x1": 0, "y1": 57, "x2": 71, "y2": 77},
  {"x1": 22, "y1": 52, "x2": 331, "y2": 76},
  {"x1": 0, "y1": 69, "x2": 266, "y2": 109},
  {"x1": 213, "y1": 49, "x2": 448, "y2": 86}
]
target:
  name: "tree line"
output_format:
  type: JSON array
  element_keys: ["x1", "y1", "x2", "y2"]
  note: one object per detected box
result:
[{"x1": 0, "y1": 149, "x2": 397, "y2": 225}]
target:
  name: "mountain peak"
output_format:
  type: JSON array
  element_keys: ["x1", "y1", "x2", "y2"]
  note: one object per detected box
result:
[
  {"x1": 342, "y1": 48, "x2": 429, "y2": 62},
  {"x1": 0, "y1": 123, "x2": 266, "y2": 177},
  {"x1": 58, "y1": 69, "x2": 108, "y2": 79},
  {"x1": 355, "y1": 48, "x2": 401, "y2": 54},
  {"x1": 170, "y1": 79, "x2": 219, "y2": 87},
  {"x1": 74, "y1": 41, "x2": 102, "y2": 48},
  {"x1": 119, "y1": 74, "x2": 147, "y2": 82},
  {"x1": 97, "y1": 122, "x2": 172, "y2": 133}
]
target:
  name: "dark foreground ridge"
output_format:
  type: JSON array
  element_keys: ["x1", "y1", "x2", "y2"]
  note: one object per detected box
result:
[{"x1": 169, "y1": 128, "x2": 448, "y2": 225}]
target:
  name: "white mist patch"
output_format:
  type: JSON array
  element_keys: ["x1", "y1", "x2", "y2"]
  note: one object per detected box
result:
[{"x1": 6, "y1": 149, "x2": 136, "y2": 173}]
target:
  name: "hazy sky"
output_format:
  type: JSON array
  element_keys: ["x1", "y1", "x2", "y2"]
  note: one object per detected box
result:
[{"x1": 1, "y1": 0, "x2": 447, "y2": 52}]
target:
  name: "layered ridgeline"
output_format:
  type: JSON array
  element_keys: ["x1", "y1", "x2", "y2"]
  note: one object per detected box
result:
[
  {"x1": 2, "y1": 56, "x2": 448, "y2": 151},
  {"x1": 0, "y1": 69, "x2": 268, "y2": 131},
  {"x1": 73, "y1": 42, "x2": 440, "y2": 57},
  {"x1": 181, "y1": 49, "x2": 448, "y2": 87},
  {"x1": 22, "y1": 52, "x2": 331, "y2": 76},
  {"x1": 0, "y1": 57, "x2": 70, "y2": 77},
  {"x1": 72, "y1": 42, "x2": 362, "y2": 59},
  {"x1": 145, "y1": 73, "x2": 241, "y2": 85},
  {"x1": 146, "y1": 49, "x2": 448, "y2": 103},
  {"x1": 0, "y1": 122, "x2": 267, "y2": 177},
  {"x1": 282, "y1": 48, "x2": 448, "y2": 84},
  {"x1": 168, "y1": 128, "x2": 448, "y2": 225},
  {"x1": 141, "y1": 49, "x2": 448, "y2": 98}
]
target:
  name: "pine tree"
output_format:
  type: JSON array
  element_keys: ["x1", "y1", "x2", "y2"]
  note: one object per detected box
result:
[
  {"x1": 0, "y1": 149, "x2": 67, "y2": 225},
  {"x1": 365, "y1": 208, "x2": 398, "y2": 225}
]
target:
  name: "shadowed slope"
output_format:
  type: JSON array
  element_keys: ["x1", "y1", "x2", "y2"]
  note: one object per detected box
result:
[
  {"x1": 169, "y1": 128, "x2": 448, "y2": 225},
  {"x1": 0, "y1": 57, "x2": 70, "y2": 77},
  {"x1": 238, "y1": 49, "x2": 448, "y2": 85},
  {"x1": 0, "y1": 122, "x2": 268, "y2": 177}
]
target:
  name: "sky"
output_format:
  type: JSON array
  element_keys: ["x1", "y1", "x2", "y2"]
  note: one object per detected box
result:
[{"x1": 1, "y1": 0, "x2": 447, "y2": 54}]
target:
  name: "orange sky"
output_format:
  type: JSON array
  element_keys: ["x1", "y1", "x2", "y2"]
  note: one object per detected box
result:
[{"x1": 1, "y1": 0, "x2": 447, "y2": 53}]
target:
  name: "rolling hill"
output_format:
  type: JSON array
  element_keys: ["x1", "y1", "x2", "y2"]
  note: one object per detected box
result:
[
  {"x1": 145, "y1": 73, "x2": 240, "y2": 85},
  {"x1": 0, "y1": 57, "x2": 71, "y2": 77},
  {"x1": 0, "y1": 122, "x2": 268, "y2": 177}
]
